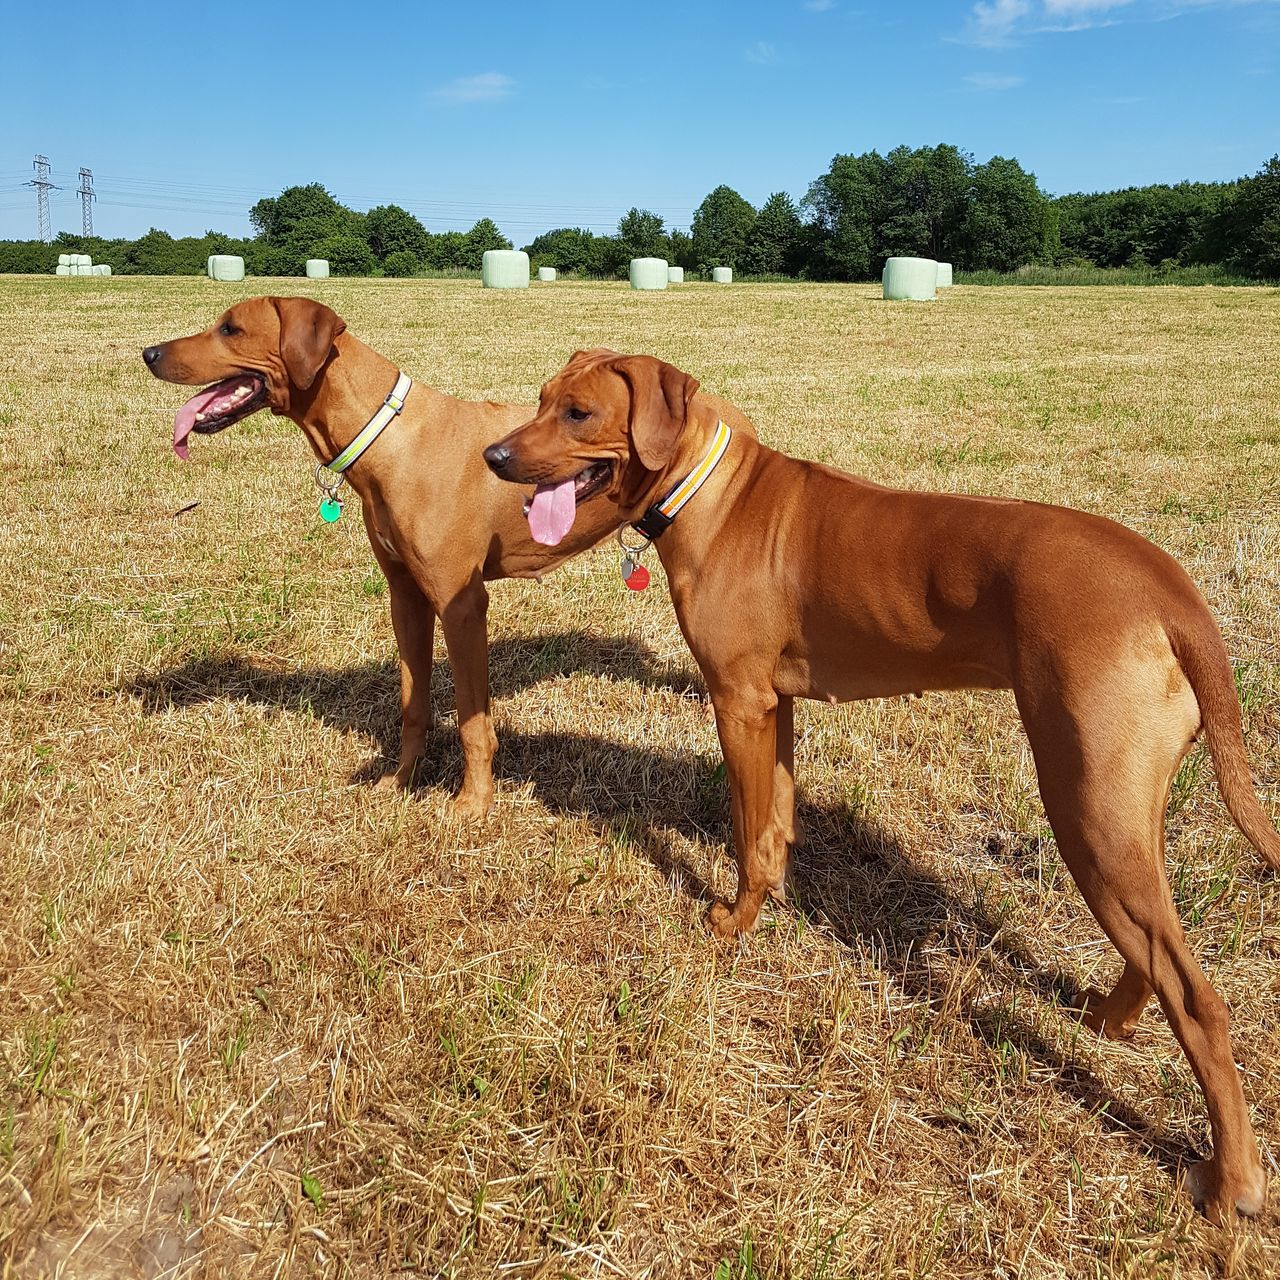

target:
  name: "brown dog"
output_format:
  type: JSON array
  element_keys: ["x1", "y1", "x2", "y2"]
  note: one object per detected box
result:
[
  {"x1": 143, "y1": 299, "x2": 756, "y2": 817},
  {"x1": 483, "y1": 348, "x2": 1279, "y2": 1222}
]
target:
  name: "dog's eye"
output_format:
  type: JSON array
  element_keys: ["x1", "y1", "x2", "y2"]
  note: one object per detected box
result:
[
  {"x1": 219, "y1": 322, "x2": 238, "y2": 337},
  {"x1": 566, "y1": 406, "x2": 591, "y2": 423}
]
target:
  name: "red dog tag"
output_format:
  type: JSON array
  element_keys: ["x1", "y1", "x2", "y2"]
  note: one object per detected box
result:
[{"x1": 624, "y1": 564, "x2": 650, "y2": 591}]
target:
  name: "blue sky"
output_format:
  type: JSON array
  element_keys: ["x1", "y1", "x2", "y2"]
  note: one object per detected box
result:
[{"x1": 1, "y1": 1, "x2": 1276, "y2": 243}]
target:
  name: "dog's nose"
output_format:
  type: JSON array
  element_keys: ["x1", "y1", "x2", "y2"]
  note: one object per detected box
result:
[
  {"x1": 142, "y1": 345, "x2": 164, "y2": 368},
  {"x1": 483, "y1": 442, "x2": 513, "y2": 475}
]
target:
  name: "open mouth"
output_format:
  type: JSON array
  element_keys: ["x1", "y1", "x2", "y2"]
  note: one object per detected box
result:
[
  {"x1": 523, "y1": 461, "x2": 613, "y2": 546},
  {"x1": 172, "y1": 373, "x2": 268, "y2": 459}
]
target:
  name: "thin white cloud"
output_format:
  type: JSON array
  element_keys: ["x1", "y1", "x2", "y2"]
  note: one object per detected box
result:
[
  {"x1": 1043, "y1": 0, "x2": 1133, "y2": 12},
  {"x1": 964, "y1": 0, "x2": 1033, "y2": 45},
  {"x1": 432, "y1": 72, "x2": 515, "y2": 104},
  {"x1": 965, "y1": 71, "x2": 1028, "y2": 88},
  {"x1": 960, "y1": 0, "x2": 1275, "y2": 46},
  {"x1": 745, "y1": 40, "x2": 778, "y2": 63}
]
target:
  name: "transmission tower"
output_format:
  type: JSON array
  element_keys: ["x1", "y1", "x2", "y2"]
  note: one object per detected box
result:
[
  {"x1": 27, "y1": 155, "x2": 57, "y2": 243},
  {"x1": 77, "y1": 167, "x2": 95, "y2": 237}
]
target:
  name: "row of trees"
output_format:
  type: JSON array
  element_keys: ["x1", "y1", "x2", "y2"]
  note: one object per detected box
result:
[{"x1": 1, "y1": 152, "x2": 1276, "y2": 280}]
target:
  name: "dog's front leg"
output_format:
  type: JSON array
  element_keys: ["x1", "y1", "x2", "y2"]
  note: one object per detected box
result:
[
  {"x1": 377, "y1": 561, "x2": 436, "y2": 791},
  {"x1": 708, "y1": 688, "x2": 788, "y2": 939},
  {"x1": 439, "y1": 576, "x2": 497, "y2": 822}
]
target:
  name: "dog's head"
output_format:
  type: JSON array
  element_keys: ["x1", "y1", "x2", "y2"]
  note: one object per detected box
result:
[
  {"x1": 142, "y1": 296, "x2": 346, "y2": 458},
  {"x1": 482, "y1": 348, "x2": 700, "y2": 547}
]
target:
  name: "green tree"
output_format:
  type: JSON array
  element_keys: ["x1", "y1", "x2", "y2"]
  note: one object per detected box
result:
[
  {"x1": 877, "y1": 144, "x2": 971, "y2": 263},
  {"x1": 310, "y1": 233, "x2": 376, "y2": 277},
  {"x1": 250, "y1": 183, "x2": 354, "y2": 246},
  {"x1": 425, "y1": 230, "x2": 469, "y2": 270},
  {"x1": 742, "y1": 192, "x2": 803, "y2": 275},
  {"x1": 803, "y1": 151, "x2": 887, "y2": 280},
  {"x1": 462, "y1": 218, "x2": 512, "y2": 268},
  {"x1": 668, "y1": 229, "x2": 695, "y2": 271},
  {"x1": 382, "y1": 250, "x2": 421, "y2": 278},
  {"x1": 959, "y1": 156, "x2": 1049, "y2": 271},
  {"x1": 1218, "y1": 155, "x2": 1280, "y2": 279},
  {"x1": 617, "y1": 208, "x2": 669, "y2": 261},
  {"x1": 691, "y1": 185, "x2": 757, "y2": 272},
  {"x1": 365, "y1": 205, "x2": 431, "y2": 262},
  {"x1": 523, "y1": 227, "x2": 603, "y2": 274}
]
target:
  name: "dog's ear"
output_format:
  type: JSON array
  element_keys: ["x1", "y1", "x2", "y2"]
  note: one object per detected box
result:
[
  {"x1": 564, "y1": 347, "x2": 620, "y2": 372},
  {"x1": 275, "y1": 298, "x2": 346, "y2": 391},
  {"x1": 616, "y1": 356, "x2": 700, "y2": 470}
]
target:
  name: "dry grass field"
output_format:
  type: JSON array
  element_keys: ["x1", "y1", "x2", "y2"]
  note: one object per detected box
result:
[{"x1": 2, "y1": 274, "x2": 1279, "y2": 1279}]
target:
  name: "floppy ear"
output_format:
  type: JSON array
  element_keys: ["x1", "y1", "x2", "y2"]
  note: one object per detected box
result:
[
  {"x1": 616, "y1": 356, "x2": 700, "y2": 471},
  {"x1": 275, "y1": 297, "x2": 346, "y2": 391}
]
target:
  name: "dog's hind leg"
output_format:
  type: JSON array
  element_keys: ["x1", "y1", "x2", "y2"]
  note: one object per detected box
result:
[
  {"x1": 769, "y1": 694, "x2": 798, "y2": 902},
  {"x1": 1018, "y1": 644, "x2": 1267, "y2": 1222}
]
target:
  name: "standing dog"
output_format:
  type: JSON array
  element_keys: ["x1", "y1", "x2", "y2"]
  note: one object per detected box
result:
[
  {"x1": 143, "y1": 299, "x2": 756, "y2": 817},
  {"x1": 482, "y1": 348, "x2": 1278, "y2": 1222}
]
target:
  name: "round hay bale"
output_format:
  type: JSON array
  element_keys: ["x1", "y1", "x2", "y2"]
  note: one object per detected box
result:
[
  {"x1": 305, "y1": 259, "x2": 330, "y2": 279},
  {"x1": 630, "y1": 258, "x2": 668, "y2": 290},
  {"x1": 93, "y1": 264, "x2": 111, "y2": 276},
  {"x1": 55, "y1": 264, "x2": 70, "y2": 276},
  {"x1": 208, "y1": 254, "x2": 246, "y2": 282},
  {"x1": 711, "y1": 266, "x2": 732, "y2": 284},
  {"x1": 883, "y1": 257, "x2": 937, "y2": 301},
  {"x1": 482, "y1": 250, "x2": 529, "y2": 289},
  {"x1": 58, "y1": 253, "x2": 72, "y2": 267},
  {"x1": 936, "y1": 262, "x2": 953, "y2": 288},
  {"x1": 667, "y1": 266, "x2": 684, "y2": 284},
  {"x1": 537, "y1": 266, "x2": 557, "y2": 282}
]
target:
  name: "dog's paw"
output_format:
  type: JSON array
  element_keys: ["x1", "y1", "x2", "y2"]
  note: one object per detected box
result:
[
  {"x1": 374, "y1": 758, "x2": 422, "y2": 793},
  {"x1": 1070, "y1": 988, "x2": 1139, "y2": 1041},
  {"x1": 1184, "y1": 1157, "x2": 1268, "y2": 1222},
  {"x1": 707, "y1": 900, "x2": 743, "y2": 941},
  {"x1": 447, "y1": 789, "x2": 493, "y2": 824}
]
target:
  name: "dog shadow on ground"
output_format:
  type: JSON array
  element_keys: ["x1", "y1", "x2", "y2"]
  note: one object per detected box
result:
[{"x1": 128, "y1": 640, "x2": 1193, "y2": 1180}]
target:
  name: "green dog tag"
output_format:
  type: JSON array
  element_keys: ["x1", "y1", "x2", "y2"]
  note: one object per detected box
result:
[{"x1": 319, "y1": 496, "x2": 342, "y2": 523}]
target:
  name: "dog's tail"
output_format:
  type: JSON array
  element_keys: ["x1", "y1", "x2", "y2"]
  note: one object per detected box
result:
[{"x1": 1170, "y1": 611, "x2": 1280, "y2": 871}]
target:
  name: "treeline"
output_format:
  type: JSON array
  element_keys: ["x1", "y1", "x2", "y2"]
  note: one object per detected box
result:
[{"x1": 1, "y1": 150, "x2": 1276, "y2": 281}]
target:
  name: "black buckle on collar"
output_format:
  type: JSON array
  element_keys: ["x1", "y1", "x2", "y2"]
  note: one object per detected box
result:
[{"x1": 632, "y1": 505, "x2": 674, "y2": 541}]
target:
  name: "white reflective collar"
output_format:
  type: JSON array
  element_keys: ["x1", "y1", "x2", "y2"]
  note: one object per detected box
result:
[{"x1": 323, "y1": 371, "x2": 411, "y2": 476}]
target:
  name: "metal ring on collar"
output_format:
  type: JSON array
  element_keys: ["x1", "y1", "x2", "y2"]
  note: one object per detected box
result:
[{"x1": 617, "y1": 525, "x2": 651, "y2": 558}]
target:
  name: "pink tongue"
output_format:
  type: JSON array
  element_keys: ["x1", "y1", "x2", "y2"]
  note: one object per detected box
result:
[
  {"x1": 527, "y1": 478, "x2": 577, "y2": 546},
  {"x1": 172, "y1": 385, "x2": 224, "y2": 459}
]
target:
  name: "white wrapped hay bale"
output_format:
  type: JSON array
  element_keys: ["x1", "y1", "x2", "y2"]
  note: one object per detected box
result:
[
  {"x1": 55, "y1": 264, "x2": 70, "y2": 276},
  {"x1": 207, "y1": 254, "x2": 246, "y2": 282},
  {"x1": 667, "y1": 266, "x2": 684, "y2": 284},
  {"x1": 75, "y1": 254, "x2": 92, "y2": 267},
  {"x1": 936, "y1": 262, "x2": 953, "y2": 288},
  {"x1": 711, "y1": 266, "x2": 732, "y2": 284},
  {"x1": 481, "y1": 250, "x2": 529, "y2": 288},
  {"x1": 537, "y1": 266, "x2": 557, "y2": 282},
  {"x1": 629, "y1": 258, "x2": 668, "y2": 290},
  {"x1": 58, "y1": 253, "x2": 72, "y2": 267},
  {"x1": 305, "y1": 259, "x2": 330, "y2": 279},
  {"x1": 93, "y1": 264, "x2": 111, "y2": 276},
  {"x1": 883, "y1": 257, "x2": 938, "y2": 301}
]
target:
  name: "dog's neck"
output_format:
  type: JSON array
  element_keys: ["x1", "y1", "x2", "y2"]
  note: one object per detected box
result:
[
  {"x1": 639, "y1": 408, "x2": 751, "y2": 579},
  {"x1": 284, "y1": 332, "x2": 438, "y2": 488}
]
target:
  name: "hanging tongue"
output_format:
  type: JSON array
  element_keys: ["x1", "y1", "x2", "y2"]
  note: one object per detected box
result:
[
  {"x1": 172, "y1": 385, "x2": 226, "y2": 459},
  {"x1": 527, "y1": 477, "x2": 577, "y2": 546}
]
